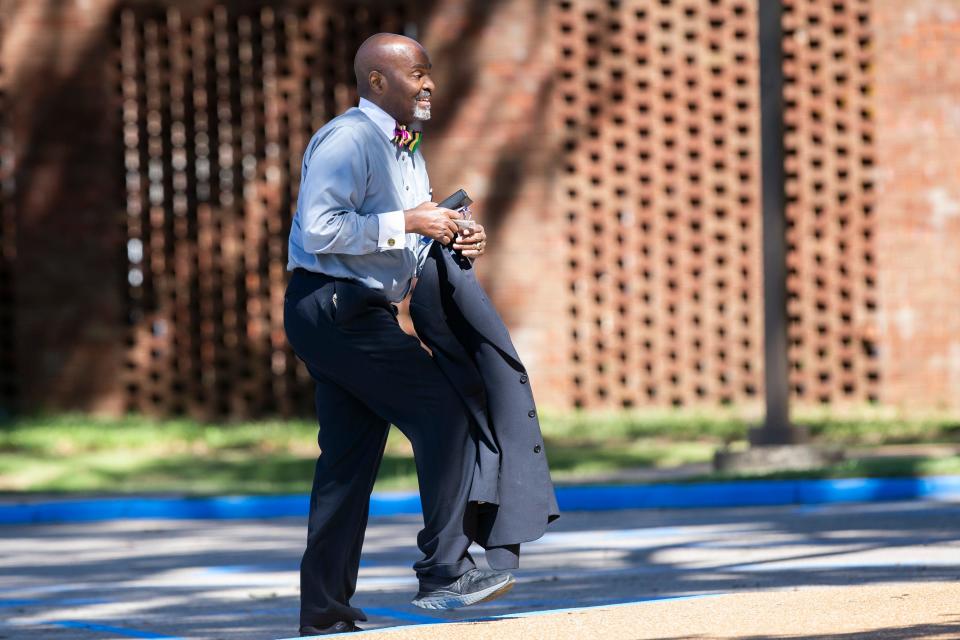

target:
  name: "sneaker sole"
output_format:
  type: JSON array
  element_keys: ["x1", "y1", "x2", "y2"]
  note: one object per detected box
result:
[{"x1": 411, "y1": 574, "x2": 516, "y2": 610}]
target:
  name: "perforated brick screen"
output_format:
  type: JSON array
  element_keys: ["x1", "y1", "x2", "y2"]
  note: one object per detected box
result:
[
  {"x1": 556, "y1": 0, "x2": 764, "y2": 408},
  {"x1": 781, "y1": 0, "x2": 879, "y2": 404},
  {"x1": 117, "y1": 3, "x2": 410, "y2": 417},
  {"x1": 555, "y1": 0, "x2": 877, "y2": 409},
  {"x1": 0, "y1": 0, "x2": 879, "y2": 418}
]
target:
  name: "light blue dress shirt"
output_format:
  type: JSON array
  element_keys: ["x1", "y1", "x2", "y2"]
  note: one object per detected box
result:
[{"x1": 286, "y1": 98, "x2": 434, "y2": 302}]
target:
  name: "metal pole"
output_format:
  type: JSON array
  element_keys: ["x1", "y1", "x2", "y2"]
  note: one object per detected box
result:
[{"x1": 751, "y1": 0, "x2": 805, "y2": 445}]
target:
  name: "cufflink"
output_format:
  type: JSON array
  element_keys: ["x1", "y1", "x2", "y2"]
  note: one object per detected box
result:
[{"x1": 388, "y1": 238, "x2": 396, "y2": 247}]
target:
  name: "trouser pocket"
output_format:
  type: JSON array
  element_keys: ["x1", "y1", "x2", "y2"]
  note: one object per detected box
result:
[{"x1": 330, "y1": 279, "x2": 391, "y2": 326}]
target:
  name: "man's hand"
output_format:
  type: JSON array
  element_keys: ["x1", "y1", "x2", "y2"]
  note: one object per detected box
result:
[
  {"x1": 452, "y1": 223, "x2": 487, "y2": 259},
  {"x1": 404, "y1": 202, "x2": 461, "y2": 245}
]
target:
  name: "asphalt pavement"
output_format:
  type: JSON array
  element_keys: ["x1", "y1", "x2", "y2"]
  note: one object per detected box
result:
[{"x1": 2, "y1": 500, "x2": 960, "y2": 639}]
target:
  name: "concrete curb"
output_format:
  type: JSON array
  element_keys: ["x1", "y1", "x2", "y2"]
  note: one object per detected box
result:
[{"x1": 2, "y1": 476, "x2": 960, "y2": 525}]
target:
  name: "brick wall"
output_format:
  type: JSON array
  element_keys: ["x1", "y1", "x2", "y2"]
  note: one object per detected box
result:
[
  {"x1": 872, "y1": 0, "x2": 960, "y2": 409},
  {"x1": 419, "y1": 0, "x2": 568, "y2": 407},
  {"x1": 0, "y1": 0, "x2": 957, "y2": 418},
  {"x1": 3, "y1": 0, "x2": 126, "y2": 415}
]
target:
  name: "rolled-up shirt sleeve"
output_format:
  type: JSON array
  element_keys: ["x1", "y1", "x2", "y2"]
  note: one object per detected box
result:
[{"x1": 299, "y1": 126, "x2": 406, "y2": 254}]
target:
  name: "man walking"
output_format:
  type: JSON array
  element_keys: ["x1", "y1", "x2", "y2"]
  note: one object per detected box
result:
[{"x1": 283, "y1": 33, "x2": 509, "y2": 636}]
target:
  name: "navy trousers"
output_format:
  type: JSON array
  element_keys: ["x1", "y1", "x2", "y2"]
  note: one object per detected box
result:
[{"x1": 283, "y1": 268, "x2": 477, "y2": 628}]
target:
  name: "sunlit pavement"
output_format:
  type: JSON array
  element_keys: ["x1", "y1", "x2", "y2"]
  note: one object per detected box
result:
[{"x1": 2, "y1": 500, "x2": 960, "y2": 639}]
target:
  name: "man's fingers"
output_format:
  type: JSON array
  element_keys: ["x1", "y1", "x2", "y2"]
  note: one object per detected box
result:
[
  {"x1": 455, "y1": 235, "x2": 486, "y2": 253},
  {"x1": 437, "y1": 207, "x2": 464, "y2": 220},
  {"x1": 433, "y1": 217, "x2": 483, "y2": 246},
  {"x1": 438, "y1": 225, "x2": 455, "y2": 244},
  {"x1": 454, "y1": 231, "x2": 485, "y2": 247}
]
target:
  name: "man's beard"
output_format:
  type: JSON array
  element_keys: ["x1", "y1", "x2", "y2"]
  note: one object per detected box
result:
[{"x1": 413, "y1": 92, "x2": 431, "y2": 121}]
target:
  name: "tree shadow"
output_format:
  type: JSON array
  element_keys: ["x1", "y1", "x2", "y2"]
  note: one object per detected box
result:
[
  {"x1": 4, "y1": 500, "x2": 960, "y2": 638},
  {"x1": 4, "y1": 0, "x2": 551, "y2": 421},
  {"x1": 3, "y1": 0, "x2": 128, "y2": 418}
]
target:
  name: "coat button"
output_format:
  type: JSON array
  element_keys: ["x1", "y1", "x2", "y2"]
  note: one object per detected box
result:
[
  {"x1": 528, "y1": 410, "x2": 536, "y2": 418},
  {"x1": 533, "y1": 444, "x2": 541, "y2": 453},
  {"x1": 519, "y1": 374, "x2": 528, "y2": 384}
]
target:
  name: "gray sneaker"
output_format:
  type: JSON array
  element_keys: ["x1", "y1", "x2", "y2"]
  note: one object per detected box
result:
[{"x1": 411, "y1": 568, "x2": 516, "y2": 610}]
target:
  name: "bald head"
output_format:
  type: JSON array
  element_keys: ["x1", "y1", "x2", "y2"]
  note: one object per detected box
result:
[
  {"x1": 353, "y1": 33, "x2": 435, "y2": 125},
  {"x1": 354, "y1": 33, "x2": 423, "y2": 95}
]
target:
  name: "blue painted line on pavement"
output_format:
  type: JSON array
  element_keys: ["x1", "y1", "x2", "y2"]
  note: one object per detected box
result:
[
  {"x1": 729, "y1": 559, "x2": 960, "y2": 572},
  {"x1": 203, "y1": 563, "x2": 299, "y2": 574},
  {"x1": 0, "y1": 495, "x2": 309, "y2": 525},
  {"x1": 45, "y1": 620, "x2": 182, "y2": 639},
  {"x1": 459, "y1": 593, "x2": 721, "y2": 616},
  {"x1": 492, "y1": 593, "x2": 723, "y2": 619},
  {"x1": 555, "y1": 476, "x2": 960, "y2": 511},
  {"x1": 4, "y1": 476, "x2": 960, "y2": 525},
  {"x1": 0, "y1": 597, "x2": 107, "y2": 608},
  {"x1": 0, "y1": 599, "x2": 39, "y2": 607},
  {"x1": 363, "y1": 607, "x2": 442, "y2": 624}
]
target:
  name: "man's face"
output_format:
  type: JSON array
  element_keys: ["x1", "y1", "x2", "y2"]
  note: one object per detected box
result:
[{"x1": 378, "y1": 43, "x2": 434, "y2": 125}]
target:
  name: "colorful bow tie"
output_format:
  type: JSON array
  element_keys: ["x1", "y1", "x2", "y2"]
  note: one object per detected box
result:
[{"x1": 392, "y1": 124, "x2": 422, "y2": 153}]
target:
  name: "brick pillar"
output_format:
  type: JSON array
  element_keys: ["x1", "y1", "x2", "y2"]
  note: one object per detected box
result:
[{"x1": 6, "y1": 0, "x2": 126, "y2": 413}]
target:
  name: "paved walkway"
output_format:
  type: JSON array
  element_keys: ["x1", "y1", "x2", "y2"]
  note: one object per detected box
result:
[
  {"x1": 2, "y1": 500, "x2": 959, "y2": 639},
  {"x1": 338, "y1": 583, "x2": 960, "y2": 639}
]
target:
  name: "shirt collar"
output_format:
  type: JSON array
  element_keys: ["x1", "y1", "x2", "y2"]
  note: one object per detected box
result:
[{"x1": 358, "y1": 97, "x2": 397, "y2": 140}]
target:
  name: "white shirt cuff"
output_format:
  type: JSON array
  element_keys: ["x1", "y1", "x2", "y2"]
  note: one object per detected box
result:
[{"x1": 376, "y1": 211, "x2": 406, "y2": 250}]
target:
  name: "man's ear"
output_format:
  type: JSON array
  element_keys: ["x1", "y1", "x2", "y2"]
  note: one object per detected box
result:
[{"x1": 368, "y1": 70, "x2": 386, "y2": 95}]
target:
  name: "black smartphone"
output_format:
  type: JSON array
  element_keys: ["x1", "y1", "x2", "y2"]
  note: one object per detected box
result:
[
  {"x1": 436, "y1": 189, "x2": 473, "y2": 211},
  {"x1": 436, "y1": 189, "x2": 475, "y2": 229}
]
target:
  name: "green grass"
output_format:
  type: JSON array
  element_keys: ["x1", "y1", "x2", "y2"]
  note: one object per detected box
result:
[
  {"x1": 696, "y1": 455, "x2": 960, "y2": 483},
  {"x1": 0, "y1": 408, "x2": 958, "y2": 495},
  {"x1": 539, "y1": 406, "x2": 960, "y2": 445}
]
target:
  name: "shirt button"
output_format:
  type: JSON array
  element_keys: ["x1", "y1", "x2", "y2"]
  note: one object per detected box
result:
[
  {"x1": 519, "y1": 374, "x2": 528, "y2": 384},
  {"x1": 387, "y1": 238, "x2": 396, "y2": 247},
  {"x1": 528, "y1": 410, "x2": 536, "y2": 418},
  {"x1": 405, "y1": 185, "x2": 410, "y2": 190},
  {"x1": 533, "y1": 444, "x2": 542, "y2": 453}
]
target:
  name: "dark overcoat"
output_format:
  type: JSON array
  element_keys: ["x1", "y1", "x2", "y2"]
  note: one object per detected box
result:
[{"x1": 409, "y1": 241, "x2": 560, "y2": 569}]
